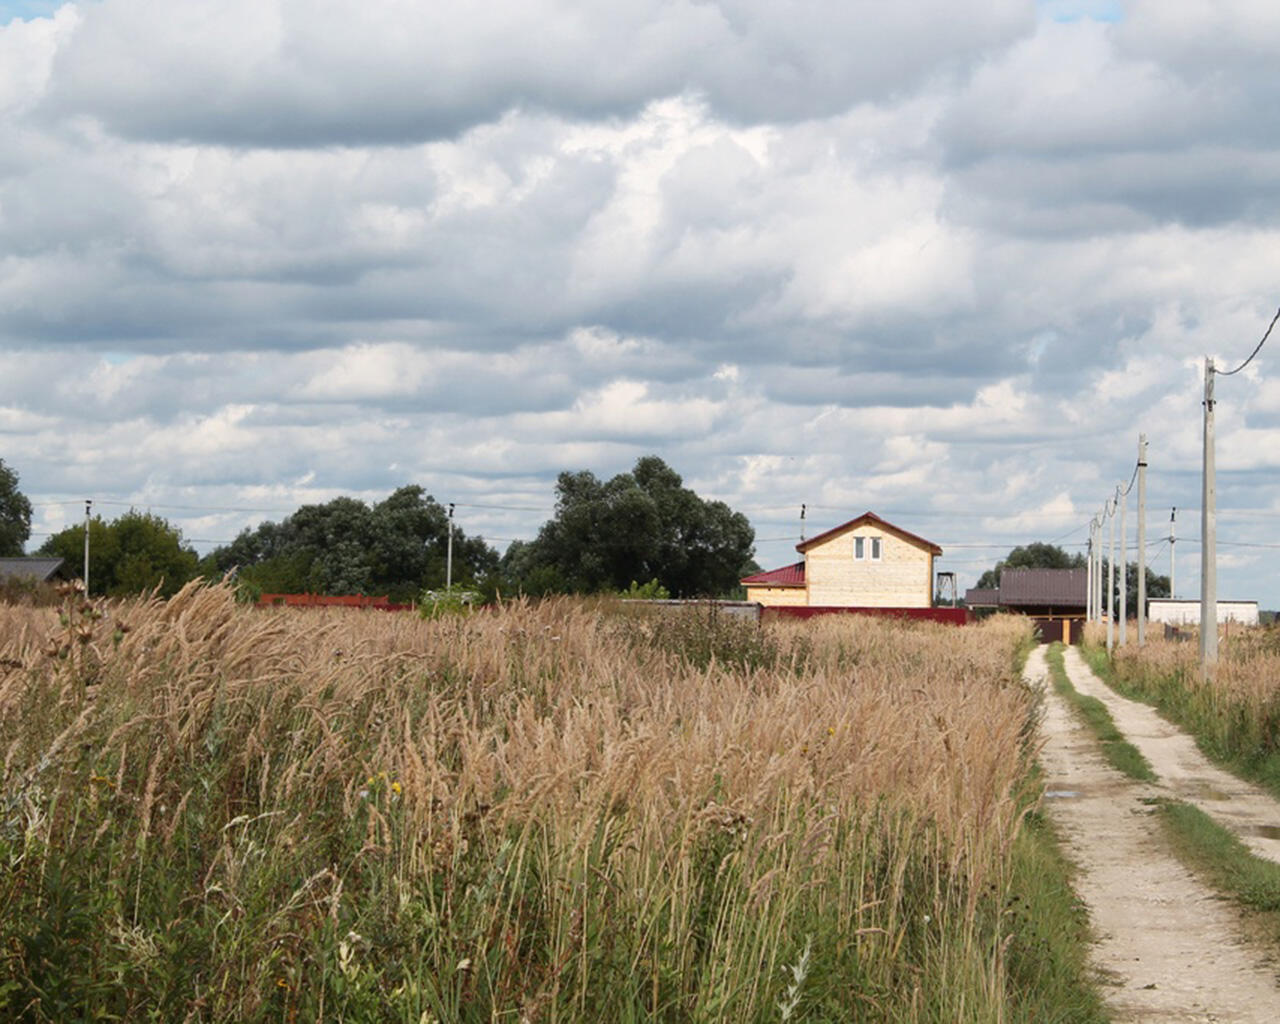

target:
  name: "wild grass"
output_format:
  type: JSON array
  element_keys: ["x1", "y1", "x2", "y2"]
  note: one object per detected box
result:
[
  {"x1": 1082, "y1": 622, "x2": 1280, "y2": 797},
  {"x1": 1155, "y1": 799, "x2": 1280, "y2": 915},
  {"x1": 0, "y1": 586, "x2": 1090, "y2": 1021},
  {"x1": 1045, "y1": 643, "x2": 1156, "y2": 783}
]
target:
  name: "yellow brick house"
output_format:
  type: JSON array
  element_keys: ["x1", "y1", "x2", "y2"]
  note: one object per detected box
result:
[{"x1": 741, "y1": 511, "x2": 942, "y2": 609}]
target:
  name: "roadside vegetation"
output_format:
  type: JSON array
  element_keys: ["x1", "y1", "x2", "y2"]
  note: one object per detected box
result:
[
  {"x1": 1045, "y1": 643, "x2": 1157, "y2": 783},
  {"x1": 1082, "y1": 623, "x2": 1280, "y2": 798},
  {"x1": 0, "y1": 588, "x2": 1102, "y2": 1021}
]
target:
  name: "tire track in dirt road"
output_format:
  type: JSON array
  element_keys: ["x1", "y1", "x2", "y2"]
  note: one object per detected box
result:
[
  {"x1": 1061, "y1": 645, "x2": 1280, "y2": 865},
  {"x1": 1027, "y1": 646, "x2": 1280, "y2": 1022}
]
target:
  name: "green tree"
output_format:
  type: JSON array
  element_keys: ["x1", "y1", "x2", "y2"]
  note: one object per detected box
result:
[
  {"x1": 204, "y1": 486, "x2": 498, "y2": 602},
  {"x1": 1099, "y1": 560, "x2": 1171, "y2": 620},
  {"x1": 510, "y1": 456, "x2": 755, "y2": 598},
  {"x1": 0, "y1": 459, "x2": 32, "y2": 557},
  {"x1": 976, "y1": 542, "x2": 1085, "y2": 590},
  {"x1": 39, "y1": 511, "x2": 199, "y2": 597}
]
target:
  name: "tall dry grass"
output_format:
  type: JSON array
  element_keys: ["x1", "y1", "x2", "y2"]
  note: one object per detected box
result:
[
  {"x1": 0, "y1": 584, "x2": 1045, "y2": 1022},
  {"x1": 1085, "y1": 619, "x2": 1280, "y2": 781}
]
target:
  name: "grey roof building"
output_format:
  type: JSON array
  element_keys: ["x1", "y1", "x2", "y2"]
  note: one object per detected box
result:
[
  {"x1": 0, "y1": 557, "x2": 69, "y2": 583},
  {"x1": 964, "y1": 568, "x2": 1087, "y2": 614}
]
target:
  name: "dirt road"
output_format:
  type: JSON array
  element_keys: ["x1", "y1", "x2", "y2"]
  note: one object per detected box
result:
[{"x1": 1027, "y1": 645, "x2": 1280, "y2": 1022}]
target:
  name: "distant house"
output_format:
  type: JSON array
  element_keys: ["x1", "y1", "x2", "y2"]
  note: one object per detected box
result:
[
  {"x1": 0, "y1": 557, "x2": 69, "y2": 584},
  {"x1": 1148, "y1": 598, "x2": 1258, "y2": 628},
  {"x1": 742, "y1": 512, "x2": 942, "y2": 610},
  {"x1": 964, "y1": 567, "x2": 1087, "y2": 643}
]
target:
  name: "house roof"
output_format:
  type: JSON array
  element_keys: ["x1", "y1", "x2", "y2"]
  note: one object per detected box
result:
[
  {"x1": 0, "y1": 557, "x2": 67, "y2": 583},
  {"x1": 963, "y1": 587, "x2": 1000, "y2": 608},
  {"x1": 795, "y1": 511, "x2": 943, "y2": 556},
  {"x1": 740, "y1": 561, "x2": 806, "y2": 587},
  {"x1": 997, "y1": 568, "x2": 1087, "y2": 608}
]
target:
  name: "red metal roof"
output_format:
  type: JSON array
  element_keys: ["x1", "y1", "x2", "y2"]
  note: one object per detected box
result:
[
  {"x1": 795, "y1": 511, "x2": 943, "y2": 556},
  {"x1": 740, "y1": 561, "x2": 806, "y2": 587}
]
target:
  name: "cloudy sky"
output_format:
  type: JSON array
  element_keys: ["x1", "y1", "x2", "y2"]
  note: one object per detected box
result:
[{"x1": 3, "y1": 0, "x2": 1279, "y2": 605}]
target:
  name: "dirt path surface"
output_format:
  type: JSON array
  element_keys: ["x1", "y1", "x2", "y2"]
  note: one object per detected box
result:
[
  {"x1": 1027, "y1": 646, "x2": 1280, "y2": 1022},
  {"x1": 1061, "y1": 645, "x2": 1280, "y2": 865}
]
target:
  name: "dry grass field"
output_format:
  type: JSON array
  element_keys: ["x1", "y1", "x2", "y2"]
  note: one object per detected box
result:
[
  {"x1": 1085, "y1": 620, "x2": 1280, "y2": 793},
  {"x1": 0, "y1": 584, "x2": 1093, "y2": 1022}
]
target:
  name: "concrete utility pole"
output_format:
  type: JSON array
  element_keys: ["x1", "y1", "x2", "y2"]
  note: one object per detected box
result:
[
  {"x1": 1086, "y1": 529, "x2": 1094, "y2": 622},
  {"x1": 83, "y1": 499, "x2": 91, "y2": 596},
  {"x1": 1169, "y1": 507, "x2": 1176, "y2": 599},
  {"x1": 1201, "y1": 358, "x2": 1218, "y2": 668},
  {"x1": 446, "y1": 503, "x2": 455, "y2": 593},
  {"x1": 1107, "y1": 496, "x2": 1116, "y2": 653},
  {"x1": 1118, "y1": 483, "x2": 1128, "y2": 647},
  {"x1": 1094, "y1": 514, "x2": 1104, "y2": 623},
  {"x1": 800, "y1": 503, "x2": 806, "y2": 541},
  {"x1": 1137, "y1": 434, "x2": 1148, "y2": 646}
]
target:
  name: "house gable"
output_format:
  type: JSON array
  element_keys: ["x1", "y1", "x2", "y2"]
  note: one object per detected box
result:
[{"x1": 742, "y1": 512, "x2": 941, "y2": 610}]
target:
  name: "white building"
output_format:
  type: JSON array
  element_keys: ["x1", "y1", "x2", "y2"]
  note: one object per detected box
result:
[{"x1": 1147, "y1": 598, "x2": 1259, "y2": 627}]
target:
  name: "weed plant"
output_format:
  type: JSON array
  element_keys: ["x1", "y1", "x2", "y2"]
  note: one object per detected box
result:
[{"x1": 0, "y1": 585, "x2": 1088, "y2": 1021}]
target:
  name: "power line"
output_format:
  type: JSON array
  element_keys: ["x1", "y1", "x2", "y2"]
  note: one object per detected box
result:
[{"x1": 1218, "y1": 305, "x2": 1280, "y2": 376}]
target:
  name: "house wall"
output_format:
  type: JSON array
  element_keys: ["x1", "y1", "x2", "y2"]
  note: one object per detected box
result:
[
  {"x1": 745, "y1": 585, "x2": 808, "y2": 607},
  {"x1": 803, "y1": 526, "x2": 933, "y2": 608},
  {"x1": 1148, "y1": 599, "x2": 1259, "y2": 626}
]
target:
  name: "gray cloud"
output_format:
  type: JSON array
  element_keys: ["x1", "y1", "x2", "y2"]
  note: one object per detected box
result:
[{"x1": 4, "y1": 2, "x2": 1280, "y2": 605}]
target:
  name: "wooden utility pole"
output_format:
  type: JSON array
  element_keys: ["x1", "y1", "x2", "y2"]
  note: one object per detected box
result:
[
  {"x1": 446, "y1": 503, "x2": 455, "y2": 592},
  {"x1": 1170, "y1": 507, "x2": 1176, "y2": 598},
  {"x1": 1201, "y1": 358, "x2": 1218, "y2": 668},
  {"x1": 1137, "y1": 434, "x2": 1148, "y2": 646},
  {"x1": 83, "y1": 499, "x2": 91, "y2": 596}
]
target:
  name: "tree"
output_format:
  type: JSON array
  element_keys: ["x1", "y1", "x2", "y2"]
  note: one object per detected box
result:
[
  {"x1": 976, "y1": 542, "x2": 1085, "y2": 590},
  {"x1": 509, "y1": 456, "x2": 755, "y2": 598},
  {"x1": 39, "y1": 510, "x2": 199, "y2": 597},
  {"x1": 204, "y1": 485, "x2": 498, "y2": 602},
  {"x1": 0, "y1": 459, "x2": 32, "y2": 557},
  {"x1": 1099, "y1": 560, "x2": 1171, "y2": 620}
]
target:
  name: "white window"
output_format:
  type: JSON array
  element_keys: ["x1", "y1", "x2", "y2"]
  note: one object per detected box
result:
[
  {"x1": 854, "y1": 537, "x2": 865, "y2": 560},
  {"x1": 871, "y1": 537, "x2": 882, "y2": 561}
]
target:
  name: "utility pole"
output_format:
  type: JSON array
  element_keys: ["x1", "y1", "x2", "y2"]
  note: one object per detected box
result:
[
  {"x1": 83, "y1": 499, "x2": 91, "y2": 596},
  {"x1": 1094, "y1": 514, "x2": 1104, "y2": 623},
  {"x1": 1118, "y1": 483, "x2": 1127, "y2": 647},
  {"x1": 800, "y1": 503, "x2": 806, "y2": 541},
  {"x1": 446, "y1": 503, "x2": 455, "y2": 593},
  {"x1": 1137, "y1": 434, "x2": 1148, "y2": 646},
  {"x1": 1086, "y1": 529, "x2": 1094, "y2": 622},
  {"x1": 1107, "y1": 496, "x2": 1116, "y2": 654},
  {"x1": 1201, "y1": 357, "x2": 1218, "y2": 668},
  {"x1": 1169, "y1": 507, "x2": 1176, "y2": 598}
]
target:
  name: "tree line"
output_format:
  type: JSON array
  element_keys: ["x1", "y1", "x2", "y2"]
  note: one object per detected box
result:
[{"x1": 1, "y1": 456, "x2": 757, "y2": 601}]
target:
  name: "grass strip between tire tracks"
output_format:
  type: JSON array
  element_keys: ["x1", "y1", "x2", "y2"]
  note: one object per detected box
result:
[
  {"x1": 1045, "y1": 643, "x2": 1157, "y2": 783},
  {"x1": 1154, "y1": 798, "x2": 1280, "y2": 915}
]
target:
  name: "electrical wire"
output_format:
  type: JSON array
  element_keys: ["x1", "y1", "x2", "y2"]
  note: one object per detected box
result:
[{"x1": 1218, "y1": 305, "x2": 1280, "y2": 376}]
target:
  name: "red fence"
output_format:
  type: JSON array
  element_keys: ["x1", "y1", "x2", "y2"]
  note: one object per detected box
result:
[
  {"x1": 762, "y1": 606, "x2": 971, "y2": 626},
  {"x1": 256, "y1": 593, "x2": 415, "y2": 612}
]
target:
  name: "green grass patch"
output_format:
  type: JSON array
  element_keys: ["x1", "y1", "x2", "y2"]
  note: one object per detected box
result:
[
  {"x1": 1045, "y1": 644, "x2": 1157, "y2": 783},
  {"x1": 1156, "y1": 799, "x2": 1280, "y2": 914},
  {"x1": 1002, "y1": 810, "x2": 1109, "y2": 1023}
]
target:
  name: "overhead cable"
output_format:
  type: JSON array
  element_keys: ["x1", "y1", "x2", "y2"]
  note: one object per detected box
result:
[{"x1": 1218, "y1": 305, "x2": 1280, "y2": 376}]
